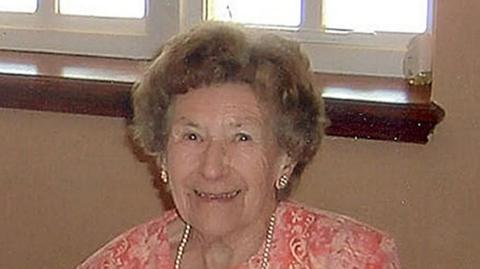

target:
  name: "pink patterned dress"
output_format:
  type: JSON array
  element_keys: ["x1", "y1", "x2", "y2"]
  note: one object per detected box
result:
[{"x1": 77, "y1": 201, "x2": 400, "y2": 269}]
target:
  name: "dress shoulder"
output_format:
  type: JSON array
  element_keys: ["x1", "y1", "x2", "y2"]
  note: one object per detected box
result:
[
  {"x1": 274, "y1": 201, "x2": 401, "y2": 269},
  {"x1": 76, "y1": 210, "x2": 177, "y2": 269}
]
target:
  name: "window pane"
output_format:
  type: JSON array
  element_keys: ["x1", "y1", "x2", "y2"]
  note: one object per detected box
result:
[
  {"x1": 323, "y1": 0, "x2": 428, "y2": 33},
  {"x1": 58, "y1": 0, "x2": 145, "y2": 19},
  {"x1": 206, "y1": 0, "x2": 301, "y2": 27},
  {"x1": 0, "y1": 0, "x2": 37, "y2": 13}
]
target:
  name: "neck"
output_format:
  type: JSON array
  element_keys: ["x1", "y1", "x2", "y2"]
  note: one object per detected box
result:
[
  {"x1": 191, "y1": 225, "x2": 265, "y2": 268},
  {"x1": 202, "y1": 241, "x2": 234, "y2": 269},
  {"x1": 181, "y1": 201, "x2": 278, "y2": 268}
]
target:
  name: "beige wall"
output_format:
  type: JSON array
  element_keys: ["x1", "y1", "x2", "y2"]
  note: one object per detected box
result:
[
  {"x1": 1, "y1": 0, "x2": 479, "y2": 268},
  {"x1": 0, "y1": 112, "x2": 165, "y2": 268}
]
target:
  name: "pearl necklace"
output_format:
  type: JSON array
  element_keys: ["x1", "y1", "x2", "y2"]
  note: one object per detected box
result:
[{"x1": 174, "y1": 212, "x2": 276, "y2": 269}]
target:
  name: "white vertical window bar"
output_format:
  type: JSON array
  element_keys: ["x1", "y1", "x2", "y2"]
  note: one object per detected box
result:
[
  {"x1": 180, "y1": 0, "x2": 203, "y2": 30},
  {"x1": 38, "y1": 0, "x2": 56, "y2": 28},
  {"x1": 301, "y1": 0, "x2": 322, "y2": 31},
  {"x1": 426, "y1": 0, "x2": 435, "y2": 33}
]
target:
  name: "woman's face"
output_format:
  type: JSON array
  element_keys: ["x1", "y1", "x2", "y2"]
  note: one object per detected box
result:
[{"x1": 165, "y1": 83, "x2": 291, "y2": 239}]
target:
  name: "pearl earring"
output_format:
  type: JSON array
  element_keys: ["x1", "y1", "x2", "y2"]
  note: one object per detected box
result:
[
  {"x1": 160, "y1": 170, "x2": 169, "y2": 184},
  {"x1": 275, "y1": 175, "x2": 289, "y2": 190}
]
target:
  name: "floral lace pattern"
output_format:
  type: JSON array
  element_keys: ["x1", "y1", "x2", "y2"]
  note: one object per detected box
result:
[{"x1": 77, "y1": 201, "x2": 400, "y2": 269}]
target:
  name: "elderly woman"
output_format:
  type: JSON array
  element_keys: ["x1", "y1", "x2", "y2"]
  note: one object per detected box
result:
[{"x1": 78, "y1": 22, "x2": 400, "y2": 269}]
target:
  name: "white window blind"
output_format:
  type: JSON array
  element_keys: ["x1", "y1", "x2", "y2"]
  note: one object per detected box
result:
[
  {"x1": 58, "y1": 0, "x2": 146, "y2": 19},
  {"x1": 0, "y1": 1, "x2": 37, "y2": 13},
  {"x1": 323, "y1": 0, "x2": 428, "y2": 33},
  {"x1": 206, "y1": 0, "x2": 301, "y2": 27}
]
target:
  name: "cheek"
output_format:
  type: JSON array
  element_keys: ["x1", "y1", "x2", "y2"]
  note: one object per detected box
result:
[
  {"x1": 232, "y1": 145, "x2": 279, "y2": 189},
  {"x1": 166, "y1": 143, "x2": 201, "y2": 178},
  {"x1": 165, "y1": 147, "x2": 197, "y2": 220},
  {"x1": 165, "y1": 145, "x2": 200, "y2": 205}
]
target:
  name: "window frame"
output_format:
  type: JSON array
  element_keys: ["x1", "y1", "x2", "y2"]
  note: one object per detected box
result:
[
  {"x1": 0, "y1": 0, "x2": 434, "y2": 76},
  {"x1": 183, "y1": 0, "x2": 435, "y2": 77},
  {"x1": 0, "y1": 0, "x2": 178, "y2": 58}
]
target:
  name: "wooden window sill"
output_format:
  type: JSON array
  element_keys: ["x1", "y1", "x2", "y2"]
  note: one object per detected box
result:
[{"x1": 0, "y1": 50, "x2": 445, "y2": 144}]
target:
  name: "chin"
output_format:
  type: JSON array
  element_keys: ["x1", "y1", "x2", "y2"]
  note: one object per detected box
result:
[{"x1": 182, "y1": 194, "x2": 247, "y2": 238}]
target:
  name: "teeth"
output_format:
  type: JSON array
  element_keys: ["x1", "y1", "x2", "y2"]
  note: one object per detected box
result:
[{"x1": 194, "y1": 190, "x2": 240, "y2": 200}]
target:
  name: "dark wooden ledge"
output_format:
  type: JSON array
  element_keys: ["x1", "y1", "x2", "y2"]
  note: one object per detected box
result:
[{"x1": 0, "y1": 50, "x2": 445, "y2": 144}]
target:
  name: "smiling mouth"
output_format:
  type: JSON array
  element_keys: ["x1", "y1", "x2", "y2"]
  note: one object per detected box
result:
[{"x1": 194, "y1": 189, "x2": 241, "y2": 201}]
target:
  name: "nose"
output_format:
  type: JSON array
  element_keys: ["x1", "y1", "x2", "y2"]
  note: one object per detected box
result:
[{"x1": 201, "y1": 139, "x2": 228, "y2": 181}]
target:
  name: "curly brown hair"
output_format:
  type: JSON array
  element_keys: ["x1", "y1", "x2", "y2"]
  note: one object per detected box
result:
[{"x1": 130, "y1": 22, "x2": 327, "y2": 197}]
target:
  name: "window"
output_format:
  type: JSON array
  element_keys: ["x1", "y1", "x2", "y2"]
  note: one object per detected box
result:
[
  {"x1": 0, "y1": 1, "x2": 444, "y2": 144},
  {"x1": 202, "y1": 0, "x2": 433, "y2": 77},
  {"x1": 0, "y1": 0, "x2": 433, "y2": 76},
  {"x1": 0, "y1": 0, "x2": 175, "y2": 58},
  {"x1": 207, "y1": 0, "x2": 428, "y2": 33}
]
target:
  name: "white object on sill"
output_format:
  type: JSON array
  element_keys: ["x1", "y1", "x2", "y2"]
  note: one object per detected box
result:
[{"x1": 403, "y1": 32, "x2": 433, "y2": 85}]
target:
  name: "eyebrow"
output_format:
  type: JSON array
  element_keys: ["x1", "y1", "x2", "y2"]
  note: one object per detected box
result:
[
  {"x1": 171, "y1": 117, "x2": 200, "y2": 128},
  {"x1": 229, "y1": 122, "x2": 261, "y2": 130},
  {"x1": 171, "y1": 115, "x2": 266, "y2": 132},
  {"x1": 226, "y1": 116, "x2": 264, "y2": 128}
]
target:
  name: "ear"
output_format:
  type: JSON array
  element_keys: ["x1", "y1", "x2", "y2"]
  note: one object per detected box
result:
[
  {"x1": 278, "y1": 152, "x2": 297, "y2": 178},
  {"x1": 155, "y1": 154, "x2": 167, "y2": 170}
]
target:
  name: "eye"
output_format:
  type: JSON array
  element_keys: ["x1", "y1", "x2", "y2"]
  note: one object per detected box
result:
[
  {"x1": 235, "y1": 133, "x2": 252, "y2": 142},
  {"x1": 183, "y1": 132, "x2": 201, "y2": 142}
]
